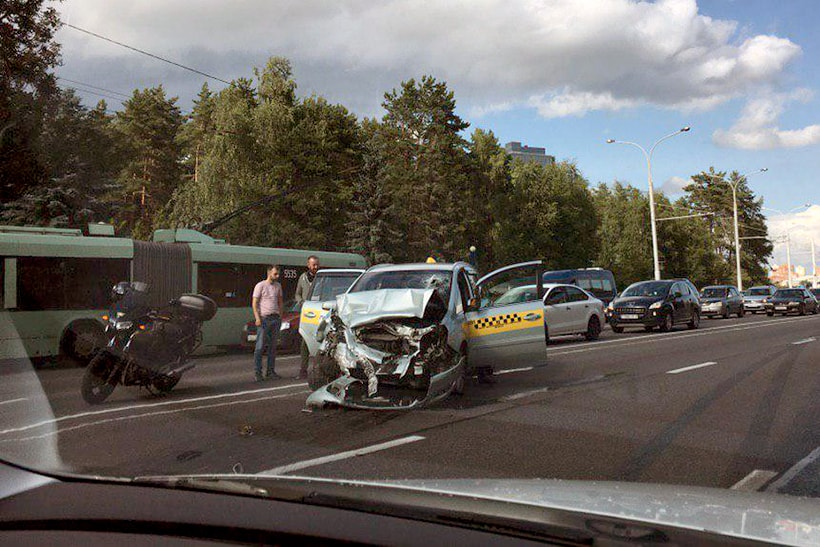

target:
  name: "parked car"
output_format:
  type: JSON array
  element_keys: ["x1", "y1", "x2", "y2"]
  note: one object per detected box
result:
[
  {"x1": 299, "y1": 268, "x2": 366, "y2": 356},
  {"x1": 764, "y1": 287, "x2": 819, "y2": 316},
  {"x1": 541, "y1": 268, "x2": 618, "y2": 305},
  {"x1": 542, "y1": 284, "x2": 606, "y2": 341},
  {"x1": 810, "y1": 287, "x2": 820, "y2": 300},
  {"x1": 700, "y1": 285, "x2": 744, "y2": 319},
  {"x1": 607, "y1": 279, "x2": 700, "y2": 333},
  {"x1": 242, "y1": 299, "x2": 302, "y2": 352},
  {"x1": 743, "y1": 285, "x2": 777, "y2": 314}
]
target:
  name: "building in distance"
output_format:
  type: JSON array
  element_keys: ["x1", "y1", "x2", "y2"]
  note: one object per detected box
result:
[{"x1": 504, "y1": 141, "x2": 555, "y2": 166}]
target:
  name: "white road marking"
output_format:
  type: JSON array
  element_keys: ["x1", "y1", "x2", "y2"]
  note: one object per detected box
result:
[
  {"x1": 666, "y1": 361, "x2": 717, "y2": 375},
  {"x1": 0, "y1": 391, "x2": 310, "y2": 443},
  {"x1": 731, "y1": 469, "x2": 778, "y2": 491},
  {"x1": 0, "y1": 382, "x2": 307, "y2": 436},
  {"x1": 495, "y1": 367, "x2": 534, "y2": 375},
  {"x1": 501, "y1": 386, "x2": 551, "y2": 401},
  {"x1": 765, "y1": 446, "x2": 820, "y2": 493},
  {"x1": 791, "y1": 337, "x2": 816, "y2": 345},
  {"x1": 0, "y1": 397, "x2": 28, "y2": 406},
  {"x1": 258, "y1": 435, "x2": 426, "y2": 475},
  {"x1": 548, "y1": 315, "x2": 819, "y2": 358}
]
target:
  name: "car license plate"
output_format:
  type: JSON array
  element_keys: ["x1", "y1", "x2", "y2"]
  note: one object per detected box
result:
[
  {"x1": 247, "y1": 334, "x2": 257, "y2": 342},
  {"x1": 775, "y1": 306, "x2": 787, "y2": 311},
  {"x1": 621, "y1": 314, "x2": 640, "y2": 320}
]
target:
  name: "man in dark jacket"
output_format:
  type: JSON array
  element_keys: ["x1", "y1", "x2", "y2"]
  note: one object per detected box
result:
[{"x1": 294, "y1": 256, "x2": 319, "y2": 379}]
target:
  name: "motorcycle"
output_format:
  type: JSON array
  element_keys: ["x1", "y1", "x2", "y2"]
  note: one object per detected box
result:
[{"x1": 81, "y1": 291, "x2": 217, "y2": 405}]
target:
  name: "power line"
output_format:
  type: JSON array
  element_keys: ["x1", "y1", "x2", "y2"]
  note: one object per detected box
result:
[
  {"x1": 57, "y1": 77, "x2": 130, "y2": 99},
  {"x1": 59, "y1": 84, "x2": 125, "y2": 103},
  {"x1": 62, "y1": 23, "x2": 231, "y2": 85}
]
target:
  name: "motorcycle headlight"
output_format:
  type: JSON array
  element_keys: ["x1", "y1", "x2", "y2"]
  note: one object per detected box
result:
[
  {"x1": 649, "y1": 301, "x2": 663, "y2": 310},
  {"x1": 115, "y1": 321, "x2": 133, "y2": 330},
  {"x1": 280, "y1": 321, "x2": 290, "y2": 331}
]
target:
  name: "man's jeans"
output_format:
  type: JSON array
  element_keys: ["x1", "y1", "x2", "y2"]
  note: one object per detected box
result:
[{"x1": 254, "y1": 314, "x2": 281, "y2": 378}]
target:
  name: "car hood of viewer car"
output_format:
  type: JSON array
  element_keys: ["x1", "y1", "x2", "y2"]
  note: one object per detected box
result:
[
  {"x1": 135, "y1": 474, "x2": 820, "y2": 546},
  {"x1": 335, "y1": 288, "x2": 438, "y2": 328}
]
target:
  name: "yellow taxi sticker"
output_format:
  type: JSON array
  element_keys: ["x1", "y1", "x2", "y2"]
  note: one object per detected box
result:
[{"x1": 463, "y1": 310, "x2": 544, "y2": 338}]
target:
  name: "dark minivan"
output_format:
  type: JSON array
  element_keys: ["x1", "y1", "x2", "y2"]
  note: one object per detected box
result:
[
  {"x1": 607, "y1": 279, "x2": 701, "y2": 333},
  {"x1": 542, "y1": 268, "x2": 618, "y2": 305}
]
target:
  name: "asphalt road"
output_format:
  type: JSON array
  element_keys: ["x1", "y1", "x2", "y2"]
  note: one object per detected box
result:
[{"x1": 2, "y1": 312, "x2": 819, "y2": 498}]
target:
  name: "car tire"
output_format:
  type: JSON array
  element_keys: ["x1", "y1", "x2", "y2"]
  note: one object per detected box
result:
[
  {"x1": 688, "y1": 310, "x2": 700, "y2": 330},
  {"x1": 643, "y1": 326, "x2": 654, "y2": 332},
  {"x1": 766, "y1": 312, "x2": 774, "y2": 316},
  {"x1": 722, "y1": 307, "x2": 730, "y2": 319},
  {"x1": 812, "y1": 306, "x2": 819, "y2": 315},
  {"x1": 738, "y1": 307, "x2": 745, "y2": 318},
  {"x1": 659, "y1": 313, "x2": 673, "y2": 332},
  {"x1": 584, "y1": 316, "x2": 602, "y2": 341},
  {"x1": 611, "y1": 325, "x2": 624, "y2": 334},
  {"x1": 799, "y1": 304, "x2": 806, "y2": 316},
  {"x1": 60, "y1": 320, "x2": 106, "y2": 366}
]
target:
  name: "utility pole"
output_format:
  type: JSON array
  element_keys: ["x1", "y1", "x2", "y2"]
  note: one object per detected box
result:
[
  {"x1": 787, "y1": 233, "x2": 793, "y2": 288},
  {"x1": 812, "y1": 238, "x2": 817, "y2": 287}
]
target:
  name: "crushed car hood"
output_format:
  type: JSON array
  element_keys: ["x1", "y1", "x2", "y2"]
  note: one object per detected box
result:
[{"x1": 336, "y1": 289, "x2": 438, "y2": 328}]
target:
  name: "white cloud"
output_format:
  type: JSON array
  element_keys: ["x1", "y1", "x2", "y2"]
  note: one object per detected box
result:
[
  {"x1": 56, "y1": 0, "x2": 802, "y2": 118},
  {"x1": 766, "y1": 205, "x2": 820, "y2": 271},
  {"x1": 713, "y1": 89, "x2": 820, "y2": 149},
  {"x1": 660, "y1": 175, "x2": 690, "y2": 195}
]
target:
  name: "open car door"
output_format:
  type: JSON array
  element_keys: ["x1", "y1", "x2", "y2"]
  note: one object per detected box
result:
[{"x1": 465, "y1": 261, "x2": 548, "y2": 371}]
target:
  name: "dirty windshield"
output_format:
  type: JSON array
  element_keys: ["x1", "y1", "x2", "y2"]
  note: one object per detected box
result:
[{"x1": 1, "y1": 1, "x2": 820, "y2": 544}]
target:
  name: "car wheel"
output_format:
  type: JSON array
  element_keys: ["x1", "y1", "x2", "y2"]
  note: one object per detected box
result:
[
  {"x1": 60, "y1": 320, "x2": 106, "y2": 366},
  {"x1": 766, "y1": 311, "x2": 774, "y2": 316},
  {"x1": 611, "y1": 325, "x2": 624, "y2": 334},
  {"x1": 799, "y1": 304, "x2": 806, "y2": 316},
  {"x1": 688, "y1": 310, "x2": 700, "y2": 330},
  {"x1": 643, "y1": 326, "x2": 654, "y2": 332},
  {"x1": 812, "y1": 306, "x2": 818, "y2": 315},
  {"x1": 722, "y1": 307, "x2": 730, "y2": 319},
  {"x1": 738, "y1": 306, "x2": 745, "y2": 318},
  {"x1": 659, "y1": 313, "x2": 673, "y2": 332},
  {"x1": 584, "y1": 316, "x2": 601, "y2": 341}
]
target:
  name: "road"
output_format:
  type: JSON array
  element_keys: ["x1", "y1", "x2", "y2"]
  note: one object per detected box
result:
[{"x1": 2, "y1": 312, "x2": 819, "y2": 497}]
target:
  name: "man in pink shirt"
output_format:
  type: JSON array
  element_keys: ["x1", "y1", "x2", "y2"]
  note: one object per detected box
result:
[{"x1": 252, "y1": 265, "x2": 284, "y2": 381}]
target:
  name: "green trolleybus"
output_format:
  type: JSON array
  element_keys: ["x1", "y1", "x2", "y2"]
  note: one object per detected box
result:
[{"x1": 0, "y1": 224, "x2": 366, "y2": 363}]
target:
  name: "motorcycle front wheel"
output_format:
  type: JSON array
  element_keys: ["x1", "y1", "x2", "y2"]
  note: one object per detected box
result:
[
  {"x1": 81, "y1": 353, "x2": 117, "y2": 405},
  {"x1": 151, "y1": 374, "x2": 181, "y2": 393}
]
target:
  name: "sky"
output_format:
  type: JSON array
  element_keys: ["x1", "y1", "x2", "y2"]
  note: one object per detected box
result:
[{"x1": 54, "y1": 0, "x2": 820, "y2": 271}]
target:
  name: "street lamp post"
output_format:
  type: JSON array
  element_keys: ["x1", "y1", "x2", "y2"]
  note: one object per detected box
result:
[
  {"x1": 607, "y1": 127, "x2": 690, "y2": 281},
  {"x1": 701, "y1": 168, "x2": 768, "y2": 291}
]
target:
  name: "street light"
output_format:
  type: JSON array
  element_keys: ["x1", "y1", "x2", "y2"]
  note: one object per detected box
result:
[
  {"x1": 763, "y1": 204, "x2": 811, "y2": 288},
  {"x1": 700, "y1": 168, "x2": 768, "y2": 291},
  {"x1": 607, "y1": 126, "x2": 690, "y2": 280}
]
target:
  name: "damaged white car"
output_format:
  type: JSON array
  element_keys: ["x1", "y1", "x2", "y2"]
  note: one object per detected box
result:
[{"x1": 306, "y1": 261, "x2": 552, "y2": 410}]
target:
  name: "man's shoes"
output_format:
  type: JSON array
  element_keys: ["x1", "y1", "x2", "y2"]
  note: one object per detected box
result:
[
  {"x1": 477, "y1": 370, "x2": 496, "y2": 384},
  {"x1": 265, "y1": 372, "x2": 282, "y2": 380},
  {"x1": 255, "y1": 375, "x2": 265, "y2": 383}
]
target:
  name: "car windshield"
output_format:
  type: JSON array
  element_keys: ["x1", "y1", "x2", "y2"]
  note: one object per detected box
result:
[
  {"x1": 749, "y1": 288, "x2": 772, "y2": 296},
  {"x1": 774, "y1": 289, "x2": 804, "y2": 298},
  {"x1": 621, "y1": 282, "x2": 672, "y2": 298},
  {"x1": 308, "y1": 274, "x2": 360, "y2": 302},
  {"x1": 2, "y1": 1, "x2": 820, "y2": 544},
  {"x1": 350, "y1": 270, "x2": 452, "y2": 302},
  {"x1": 701, "y1": 287, "x2": 728, "y2": 298}
]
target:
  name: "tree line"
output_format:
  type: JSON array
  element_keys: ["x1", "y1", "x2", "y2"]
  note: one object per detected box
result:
[{"x1": 1, "y1": 3, "x2": 772, "y2": 289}]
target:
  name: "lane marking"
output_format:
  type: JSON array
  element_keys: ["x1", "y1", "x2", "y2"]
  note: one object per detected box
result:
[
  {"x1": 0, "y1": 397, "x2": 28, "y2": 407},
  {"x1": 0, "y1": 391, "x2": 310, "y2": 443},
  {"x1": 547, "y1": 315, "x2": 820, "y2": 359},
  {"x1": 495, "y1": 367, "x2": 534, "y2": 375},
  {"x1": 792, "y1": 337, "x2": 816, "y2": 345},
  {"x1": 258, "y1": 435, "x2": 426, "y2": 476},
  {"x1": 765, "y1": 446, "x2": 820, "y2": 493},
  {"x1": 731, "y1": 469, "x2": 778, "y2": 491},
  {"x1": 0, "y1": 382, "x2": 307, "y2": 436},
  {"x1": 501, "y1": 386, "x2": 551, "y2": 401},
  {"x1": 666, "y1": 361, "x2": 717, "y2": 375}
]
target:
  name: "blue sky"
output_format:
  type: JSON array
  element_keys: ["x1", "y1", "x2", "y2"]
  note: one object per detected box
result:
[{"x1": 56, "y1": 0, "x2": 820, "y2": 268}]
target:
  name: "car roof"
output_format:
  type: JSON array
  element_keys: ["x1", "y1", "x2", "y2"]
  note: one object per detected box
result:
[
  {"x1": 702, "y1": 285, "x2": 733, "y2": 289},
  {"x1": 364, "y1": 262, "x2": 474, "y2": 273}
]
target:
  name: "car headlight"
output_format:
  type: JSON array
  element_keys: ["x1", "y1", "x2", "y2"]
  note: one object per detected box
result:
[
  {"x1": 649, "y1": 301, "x2": 663, "y2": 310},
  {"x1": 280, "y1": 321, "x2": 290, "y2": 331},
  {"x1": 790, "y1": 301, "x2": 801, "y2": 306},
  {"x1": 115, "y1": 321, "x2": 133, "y2": 330}
]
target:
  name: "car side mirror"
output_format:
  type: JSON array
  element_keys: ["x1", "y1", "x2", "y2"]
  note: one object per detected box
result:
[{"x1": 467, "y1": 297, "x2": 480, "y2": 311}]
